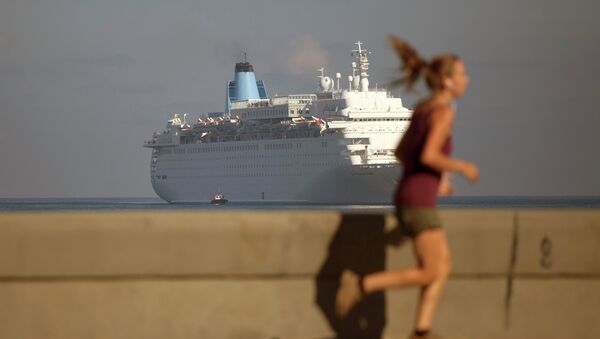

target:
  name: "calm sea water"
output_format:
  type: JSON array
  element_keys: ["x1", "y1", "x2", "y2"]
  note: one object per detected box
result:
[{"x1": 1, "y1": 196, "x2": 599, "y2": 212}]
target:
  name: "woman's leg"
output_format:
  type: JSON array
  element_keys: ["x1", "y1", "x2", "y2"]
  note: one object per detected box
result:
[
  {"x1": 362, "y1": 229, "x2": 450, "y2": 294},
  {"x1": 413, "y1": 229, "x2": 451, "y2": 331},
  {"x1": 336, "y1": 229, "x2": 451, "y2": 322}
]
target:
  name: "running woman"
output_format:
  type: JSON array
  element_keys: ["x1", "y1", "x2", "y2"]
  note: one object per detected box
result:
[{"x1": 335, "y1": 36, "x2": 480, "y2": 339}]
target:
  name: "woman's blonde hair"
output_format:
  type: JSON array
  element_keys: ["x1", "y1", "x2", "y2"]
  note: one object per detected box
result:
[{"x1": 389, "y1": 35, "x2": 459, "y2": 92}]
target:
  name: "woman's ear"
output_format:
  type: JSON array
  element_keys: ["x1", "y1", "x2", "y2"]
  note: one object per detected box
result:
[{"x1": 444, "y1": 78, "x2": 454, "y2": 90}]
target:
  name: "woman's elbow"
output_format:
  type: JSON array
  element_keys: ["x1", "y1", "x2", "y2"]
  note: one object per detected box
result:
[{"x1": 420, "y1": 153, "x2": 436, "y2": 167}]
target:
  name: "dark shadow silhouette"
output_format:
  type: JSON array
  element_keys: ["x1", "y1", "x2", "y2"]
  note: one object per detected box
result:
[{"x1": 315, "y1": 213, "x2": 405, "y2": 339}]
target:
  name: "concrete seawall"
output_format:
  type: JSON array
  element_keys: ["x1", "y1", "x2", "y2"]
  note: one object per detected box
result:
[{"x1": 0, "y1": 210, "x2": 598, "y2": 339}]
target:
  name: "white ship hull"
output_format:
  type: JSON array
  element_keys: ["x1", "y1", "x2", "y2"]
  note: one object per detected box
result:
[
  {"x1": 152, "y1": 164, "x2": 400, "y2": 204},
  {"x1": 150, "y1": 135, "x2": 401, "y2": 204}
]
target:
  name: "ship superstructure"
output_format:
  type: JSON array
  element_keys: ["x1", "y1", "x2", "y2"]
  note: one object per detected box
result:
[{"x1": 144, "y1": 41, "x2": 412, "y2": 203}]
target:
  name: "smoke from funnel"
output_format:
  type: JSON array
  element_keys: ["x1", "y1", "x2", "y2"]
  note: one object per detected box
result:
[{"x1": 286, "y1": 35, "x2": 329, "y2": 76}]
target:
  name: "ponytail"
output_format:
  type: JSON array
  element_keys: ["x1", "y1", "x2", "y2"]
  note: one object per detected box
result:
[
  {"x1": 389, "y1": 36, "x2": 428, "y2": 91},
  {"x1": 389, "y1": 35, "x2": 459, "y2": 93}
]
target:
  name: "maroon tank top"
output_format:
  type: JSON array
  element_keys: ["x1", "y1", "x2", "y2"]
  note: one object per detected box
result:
[{"x1": 394, "y1": 106, "x2": 453, "y2": 207}]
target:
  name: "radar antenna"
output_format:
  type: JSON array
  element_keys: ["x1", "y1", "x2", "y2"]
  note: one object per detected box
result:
[{"x1": 317, "y1": 67, "x2": 332, "y2": 92}]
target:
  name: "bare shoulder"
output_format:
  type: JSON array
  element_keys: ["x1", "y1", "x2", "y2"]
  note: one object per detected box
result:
[{"x1": 431, "y1": 106, "x2": 455, "y2": 126}]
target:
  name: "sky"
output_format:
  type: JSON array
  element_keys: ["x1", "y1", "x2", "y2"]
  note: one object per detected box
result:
[{"x1": 0, "y1": 0, "x2": 599, "y2": 198}]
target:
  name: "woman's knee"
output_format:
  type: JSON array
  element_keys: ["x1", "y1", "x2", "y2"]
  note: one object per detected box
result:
[
  {"x1": 421, "y1": 267, "x2": 441, "y2": 285},
  {"x1": 422, "y1": 260, "x2": 451, "y2": 284}
]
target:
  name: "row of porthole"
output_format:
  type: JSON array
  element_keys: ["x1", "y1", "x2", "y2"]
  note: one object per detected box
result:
[
  {"x1": 156, "y1": 161, "x2": 347, "y2": 174},
  {"x1": 353, "y1": 118, "x2": 410, "y2": 121}
]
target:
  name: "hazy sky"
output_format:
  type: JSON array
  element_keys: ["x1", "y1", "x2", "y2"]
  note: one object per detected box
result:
[{"x1": 1, "y1": 0, "x2": 599, "y2": 198}]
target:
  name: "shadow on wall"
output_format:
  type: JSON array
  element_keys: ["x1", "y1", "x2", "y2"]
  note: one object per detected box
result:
[{"x1": 315, "y1": 213, "x2": 405, "y2": 339}]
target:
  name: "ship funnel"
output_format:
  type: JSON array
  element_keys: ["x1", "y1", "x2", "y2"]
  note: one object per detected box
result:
[
  {"x1": 226, "y1": 57, "x2": 268, "y2": 113},
  {"x1": 234, "y1": 62, "x2": 260, "y2": 100}
]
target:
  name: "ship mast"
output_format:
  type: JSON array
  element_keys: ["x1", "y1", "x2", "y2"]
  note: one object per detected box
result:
[{"x1": 352, "y1": 41, "x2": 370, "y2": 92}]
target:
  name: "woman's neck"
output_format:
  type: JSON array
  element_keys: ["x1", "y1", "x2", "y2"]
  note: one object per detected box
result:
[{"x1": 429, "y1": 90, "x2": 454, "y2": 107}]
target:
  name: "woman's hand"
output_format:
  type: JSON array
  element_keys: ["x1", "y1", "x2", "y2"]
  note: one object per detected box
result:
[
  {"x1": 438, "y1": 172, "x2": 454, "y2": 196},
  {"x1": 460, "y1": 162, "x2": 480, "y2": 183}
]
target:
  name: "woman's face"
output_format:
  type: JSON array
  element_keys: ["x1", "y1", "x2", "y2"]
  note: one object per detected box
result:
[{"x1": 448, "y1": 60, "x2": 469, "y2": 97}]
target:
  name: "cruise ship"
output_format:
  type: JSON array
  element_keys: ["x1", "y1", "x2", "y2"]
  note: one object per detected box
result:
[{"x1": 143, "y1": 41, "x2": 413, "y2": 204}]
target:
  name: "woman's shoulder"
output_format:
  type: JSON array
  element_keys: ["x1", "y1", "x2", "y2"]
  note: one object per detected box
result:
[
  {"x1": 415, "y1": 101, "x2": 454, "y2": 127},
  {"x1": 415, "y1": 99, "x2": 447, "y2": 111},
  {"x1": 430, "y1": 106, "x2": 455, "y2": 131}
]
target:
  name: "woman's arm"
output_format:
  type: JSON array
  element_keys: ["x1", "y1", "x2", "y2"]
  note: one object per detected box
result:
[{"x1": 420, "y1": 107, "x2": 479, "y2": 182}]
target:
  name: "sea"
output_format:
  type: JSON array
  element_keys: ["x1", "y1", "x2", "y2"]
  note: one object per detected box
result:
[{"x1": 1, "y1": 196, "x2": 599, "y2": 212}]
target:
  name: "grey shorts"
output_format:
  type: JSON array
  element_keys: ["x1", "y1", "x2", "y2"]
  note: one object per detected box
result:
[{"x1": 395, "y1": 206, "x2": 442, "y2": 238}]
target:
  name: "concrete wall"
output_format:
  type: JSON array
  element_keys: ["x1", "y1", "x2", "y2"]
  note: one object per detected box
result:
[{"x1": 0, "y1": 210, "x2": 598, "y2": 339}]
